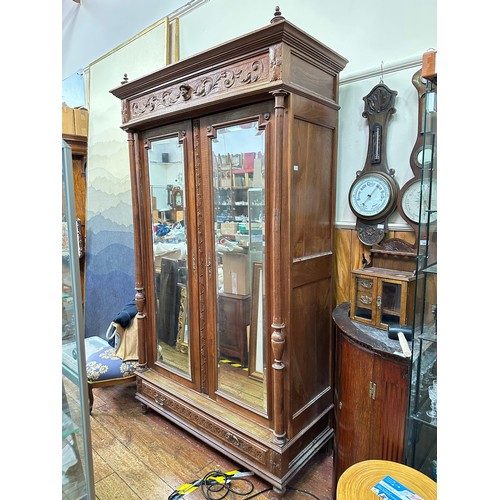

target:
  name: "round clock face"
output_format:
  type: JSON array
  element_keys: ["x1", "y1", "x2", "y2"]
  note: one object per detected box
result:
[
  {"x1": 401, "y1": 178, "x2": 437, "y2": 224},
  {"x1": 349, "y1": 173, "x2": 396, "y2": 220}
]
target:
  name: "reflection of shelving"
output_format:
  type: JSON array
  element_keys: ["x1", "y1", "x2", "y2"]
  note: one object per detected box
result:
[
  {"x1": 423, "y1": 263, "x2": 437, "y2": 274},
  {"x1": 62, "y1": 410, "x2": 79, "y2": 439}
]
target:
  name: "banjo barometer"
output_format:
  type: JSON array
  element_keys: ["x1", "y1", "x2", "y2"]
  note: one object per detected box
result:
[{"x1": 348, "y1": 82, "x2": 399, "y2": 245}]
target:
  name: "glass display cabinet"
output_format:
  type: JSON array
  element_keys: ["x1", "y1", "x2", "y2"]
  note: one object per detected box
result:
[
  {"x1": 62, "y1": 139, "x2": 95, "y2": 499},
  {"x1": 405, "y1": 76, "x2": 437, "y2": 480},
  {"x1": 110, "y1": 8, "x2": 347, "y2": 494}
]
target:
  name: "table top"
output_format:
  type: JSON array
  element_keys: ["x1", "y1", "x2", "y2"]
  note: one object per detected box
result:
[
  {"x1": 336, "y1": 459, "x2": 437, "y2": 500},
  {"x1": 332, "y1": 302, "x2": 412, "y2": 361}
]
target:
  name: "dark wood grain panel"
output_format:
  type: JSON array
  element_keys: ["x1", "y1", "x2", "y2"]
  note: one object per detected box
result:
[
  {"x1": 289, "y1": 278, "x2": 332, "y2": 430},
  {"x1": 291, "y1": 253, "x2": 332, "y2": 287},
  {"x1": 291, "y1": 117, "x2": 335, "y2": 260},
  {"x1": 335, "y1": 335, "x2": 373, "y2": 477},
  {"x1": 371, "y1": 357, "x2": 409, "y2": 463},
  {"x1": 290, "y1": 52, "x2": 336, "y2": 100}
]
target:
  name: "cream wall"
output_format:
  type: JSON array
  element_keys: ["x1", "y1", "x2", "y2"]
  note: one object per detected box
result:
[
  {"x1": 179, "y1": 0, "x2": 435, "y2": 228},
  {"x1": 178, "y1": 0, "x2": 436, "y2": 79}
]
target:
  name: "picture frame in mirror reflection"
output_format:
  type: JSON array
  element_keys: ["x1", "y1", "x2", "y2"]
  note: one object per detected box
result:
[
  {"x1": 249, "y1": 261, "x2": 265, "y2": 381},
  {"x1": 176, "y1": 284, "x2": 188, "y2": 354}
]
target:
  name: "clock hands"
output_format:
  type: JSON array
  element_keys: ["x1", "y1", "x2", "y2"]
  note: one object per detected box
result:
[{"x1": 361, "y1": 186, "x2": 380, "y2": 207}]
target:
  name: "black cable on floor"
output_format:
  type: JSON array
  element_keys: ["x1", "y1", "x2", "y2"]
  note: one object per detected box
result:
[
  {"x1": 198, "y1": 470, "x2": 254, "y2": 499},
  {"x1": 286, "y1": 486, "x2": 321, "y2": 499},
  {"x1": 240, "y1": 486, "x2": 273, "y2": 499},
  {"x1": 168, "y1": 470, "x2": 322, "y2": 500},
  {"x1": 244, "y1": 485, "x2": 321, "y2": 499}
]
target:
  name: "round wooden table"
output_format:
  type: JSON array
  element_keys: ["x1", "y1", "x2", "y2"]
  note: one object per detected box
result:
[{"x1": 336, "y1": 460, "x2": 437, "y2": 499}]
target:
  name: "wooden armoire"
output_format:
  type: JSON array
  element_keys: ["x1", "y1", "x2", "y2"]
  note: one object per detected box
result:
[{"x1": 111, "y1": 8, "x2": 347, "y2": 493}]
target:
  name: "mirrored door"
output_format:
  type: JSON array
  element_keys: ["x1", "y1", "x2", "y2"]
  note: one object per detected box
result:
[
  {"x1": 147, "y1": 134, "x2": 192, "y2": 378},
  {"x1": 207, "y1": 114, "x2": 269, "y2": 414}
]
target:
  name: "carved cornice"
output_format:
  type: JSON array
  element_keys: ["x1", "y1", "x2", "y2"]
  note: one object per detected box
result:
[
  {"x1": 126, "y1": 55, "x2": 271, "y2": 124},
  {"x1": 110, "y1": 19, "x2": 347, "y2": 101}
]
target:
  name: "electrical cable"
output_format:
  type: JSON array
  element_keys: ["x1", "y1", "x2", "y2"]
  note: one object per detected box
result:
[
  {"x1": 167, "y1": 468, "x2": 323, "y2": 499},
  {"x1": 168, "y1": 470, "x2": 255, "y2": 500},
  {"x1": 199, "y1": 469, "x2": 253, "y2": 499},
  {"x1": 286, "y1": 486, "x2": 321, "y2": 499}
]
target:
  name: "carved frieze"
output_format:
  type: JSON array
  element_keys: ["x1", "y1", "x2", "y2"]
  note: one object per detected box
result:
[
  {"x1": 269, "y1": 43, "x2": 283, "y2": 81},
  {"x1": 127, "y1": 55, "x2": 271, "y2": 123}
]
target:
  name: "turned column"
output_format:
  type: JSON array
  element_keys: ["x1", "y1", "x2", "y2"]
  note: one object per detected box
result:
[{"x1": 270, "y1": 89, "x2": 288, "y2": 445}]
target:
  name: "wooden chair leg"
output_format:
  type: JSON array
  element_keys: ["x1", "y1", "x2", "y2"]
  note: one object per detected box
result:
[{"x1": 88, "y1": 384, "x2": 94, "y2": 414}]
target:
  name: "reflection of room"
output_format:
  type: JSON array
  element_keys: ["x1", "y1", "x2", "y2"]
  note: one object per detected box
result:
[
  {"x1": 211, "y1": 122, "x2": 267, "y2": 413},
  {"x1": 149, "y1": 137, "x2": 191, "y2": 377}
]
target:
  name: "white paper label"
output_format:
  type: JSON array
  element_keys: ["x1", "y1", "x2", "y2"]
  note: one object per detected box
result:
[{"x1": 231, "y1": 272, "x2": 238, "y2": 294}]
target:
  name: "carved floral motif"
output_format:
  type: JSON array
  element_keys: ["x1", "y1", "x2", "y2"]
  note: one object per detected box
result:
[
  {"x1": 269, "y1": 44, "x2": 283, "y2": 81},
  {"x1": 129, "y1": 56, "x2": 269, "y2": 119},
  {"x1": 364, "y1": 84, "x2": 397, "y2": 116}
]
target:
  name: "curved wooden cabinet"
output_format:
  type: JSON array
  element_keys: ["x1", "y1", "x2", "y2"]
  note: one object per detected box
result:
[
  {"x1": 333, "y1": 302, "x2": 410, "y2": 490},
  {"x1": 111, "y1": 11, "x2": 347, "y2": 494}
]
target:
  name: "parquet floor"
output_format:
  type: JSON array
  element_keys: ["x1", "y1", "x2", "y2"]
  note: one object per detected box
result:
[{"x1": 88, "y1": 382, "x2": 335, "y2": 499}]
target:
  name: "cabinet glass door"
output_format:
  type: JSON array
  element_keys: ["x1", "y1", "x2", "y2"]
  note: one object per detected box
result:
[
  {"x1": 147, "y1": 134, "x2": 191, "y2": 378},
  {"x1": 210, "y1": 118, "x2": 267, "y2": 414},
  {"x1": 406, "y1": 77, "x2": 438, "y2": 480},
  {"x1": 62, "y1": 140, "x2": 95, "y2": 499},
  {"x1": 379, "y1": 280, "x2": 403, "y2": 325}
]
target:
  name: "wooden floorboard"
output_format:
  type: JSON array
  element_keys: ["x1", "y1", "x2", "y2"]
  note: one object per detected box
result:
[{"x1": 88, "y1": 382, "x2": 335, "y2": 499}]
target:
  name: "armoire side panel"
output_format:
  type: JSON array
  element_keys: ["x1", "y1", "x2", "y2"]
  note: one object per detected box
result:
[
  {"x1": 290, "y1": 108, "x2": 336, "y2": 260},
  {"x1": 289, "y1": 278, "x2": 332, "y2": 428}
]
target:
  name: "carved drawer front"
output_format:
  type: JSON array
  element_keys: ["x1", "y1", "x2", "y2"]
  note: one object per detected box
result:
[
  {"x1": 356, "y1": 277, "x2": 374, "y2": 292},
  {"x1": 355, "y1": 278, "x2": 374, "y2": 307},
  {"x1": 140, "y1": 380, "x2": 269, "y2": 466}
]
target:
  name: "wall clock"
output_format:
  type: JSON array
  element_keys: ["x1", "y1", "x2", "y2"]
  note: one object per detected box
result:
[{"x1": 349, "y1": 82, "x2": 399, "y2": 245}]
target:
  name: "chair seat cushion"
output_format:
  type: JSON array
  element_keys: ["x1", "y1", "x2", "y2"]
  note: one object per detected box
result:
[{"x1": 86, "y1": 345, "x2": 138, "y2": 383}]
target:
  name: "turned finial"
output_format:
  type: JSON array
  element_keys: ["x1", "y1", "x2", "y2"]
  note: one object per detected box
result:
[
  {"x1": 271, "y1": 6, "x2": 284, "y2": 23},
  {"x1": 121, "y1": 73, "x2": 129, "y2": 85}
]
